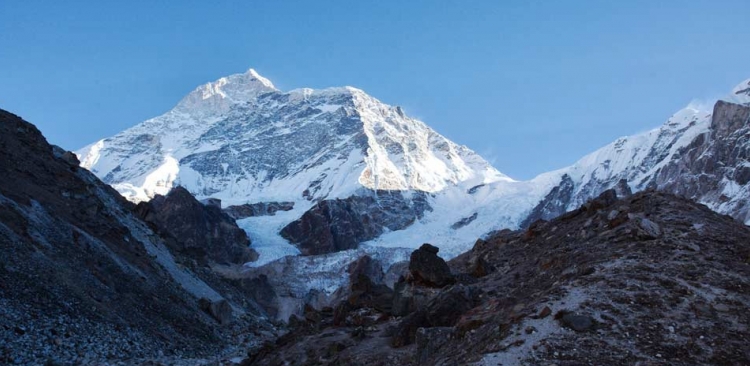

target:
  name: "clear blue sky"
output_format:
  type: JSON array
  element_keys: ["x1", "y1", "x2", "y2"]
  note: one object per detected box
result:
[{"x1": 1, "y1": 1, "x2": 748, "y2": 180}]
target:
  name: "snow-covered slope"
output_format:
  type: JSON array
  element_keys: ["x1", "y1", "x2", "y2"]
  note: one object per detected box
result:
[
  {"x1": 367, "y1": 77, "x2": 750, "y2": 256},
  {"x1": 77, "y1": 68, "x2": 516, "y2": 262},
  {"x1": 727, "y1": 78, "x2": 750, "y2": 105},
  {"x1": 78, "y1": 68, "x2": 506, "y2": 204},
  {"x1": 78, "y1": 70, "x2": 750, "y2": 265},
  {"x1": 523, "y1": 78, "x2": 750, "y2": 226}
]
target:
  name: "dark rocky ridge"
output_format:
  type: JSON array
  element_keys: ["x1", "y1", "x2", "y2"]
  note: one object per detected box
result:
[
  {"x1": 135, "y1": 186, "x2": 259, "y2": 265},
  {"x1": 224, "y1": 201, "x2": 295, "y2": 220},
  {"x1": 654, "y1": 100, "x2": 750, "y2": 222},
  {"x1": 520, "y1": 174, "x2": 576, "y2": 228},
  {"x1": 244, "y1": 189, "x2": 750, "y2": 365},
  {"x1": 0, "y1": 109, "x2": 275, "y2": 364},
  {"x1": 280, "y1": 190, "x2": 431, "y2": 255}
]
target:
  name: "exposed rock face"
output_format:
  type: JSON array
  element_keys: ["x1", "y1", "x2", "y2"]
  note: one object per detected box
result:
[
  {"x1": 408, "y1": 244, "x2": 455, "y2": 288},
  {"x1": 415, "y1": 327, "x2": 454, "y2": 365},
  {"x1": 347, "y1": 255, "x2": 385, "y2": 284},
  {"x1": 613, "y1": 178, "x2": 633, "y2": 197},
  {"x1": 521, "y1": 173, "x2": 576, "y2": 228},
  {"x1": 653, "y1": 100, "x2": 750, "y2": 224},
  {"x1": 200, "y1": 197, "x2": 222, "y2": 208},
  {"x1": 223, "y1": 201, "x2": 295, "y2": 220},
  {"x1": 244, "y1": 190, "x2": 750, "y2": 366},
  {"x1": 391, "y1": 279, "x2": 436, "y2": 317},
  {"x1": 448, "y1": 191, "x2": 750, "y2": 365},
  {"x1": 523, "y1": 99, "x2": 750, "y2": 227},
  {"x1": 77, "y1": 69, "x2": 505, "y2": 205},
  {"x1": 451, "y1": 212, "x2": 478, "y2": 230},
  {"x1": 241, "y1": 246, "x2": 411, "y2": 322},
  {"x1": 280, "y1": 191, "x2": 431, "y2": 255},
  {"x1": 135, "y1": 186, "x2": 258, "y2": 265},
  {"x1": 0, "y1": 109, "x2": 274, "y2": 364},
  {"x1": 390, "y1": 284, "x2": 478, "y2": 347}
]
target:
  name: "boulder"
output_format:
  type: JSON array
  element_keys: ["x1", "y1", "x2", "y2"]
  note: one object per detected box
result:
[
  {"x1": 391, "y1": 285, "x2": 477, "y2": 347},
  {"x1": 557, "y1": 311, "x2": 596, "y2": 332},
  {"x1": 408, "y1": 244, "x2": 455, "y2": 288},
  {"x1": 637, "y1": 217, "x2": 662, "y2": 239}
]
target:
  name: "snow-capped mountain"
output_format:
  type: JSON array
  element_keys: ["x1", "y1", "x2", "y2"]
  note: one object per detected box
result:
[
  {"x1": 77, "y1": 70, "x2": 750, "y2": 265},
  {"x1": 362, "y1": 78, "x2": 750, "y2": 256},
  {"x1": 523, "y1": 78, "x2": 750, "y2": 226},
  {"x1": 78, "y1": 68, "x2": 506, "y2": 204},
  {"x1": 77, "y1": 68, "x2": 514, "y2": 262}
]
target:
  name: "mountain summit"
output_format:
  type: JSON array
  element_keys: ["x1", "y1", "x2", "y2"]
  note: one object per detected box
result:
[
  {"x1": 77, "y1": 69, "x2": 514, "y2": 262},
  {"x1": 174, "y1": 68, "x2": 278, "y2": 114},
  {"x1": 78, "y1": 68, "x2": 505, "y2": 204}
]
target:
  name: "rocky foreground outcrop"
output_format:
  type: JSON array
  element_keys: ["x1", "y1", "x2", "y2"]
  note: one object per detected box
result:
[
  {"x1": 0, "y1": 109, "x2": 276, "y2": 365},
  {"x1": 135, "y1": 186, "x2": 259, "y2": 265},
  {"x1": 244, "y1": 189, "x2": 750, "y2": 365}
]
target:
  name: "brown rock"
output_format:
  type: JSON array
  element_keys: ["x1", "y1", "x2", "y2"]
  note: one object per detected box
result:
[
  {"x1": 137, "y1": 186, "x2": 258, "y2": 265},
  {"x1": 408, "y1": 244, "x2": 455, "y2": 288}
]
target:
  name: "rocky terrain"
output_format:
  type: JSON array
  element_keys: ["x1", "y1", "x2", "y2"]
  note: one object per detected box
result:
[
  {"x1": 0, "y1": 109, "x2": 277, "y2": 365},
  {"x1": 135, "y1": 186, "x2": 259, "y2": 265},
  {"x1": 242, "y1": 189, "x2": 750, "y2": 365},
  {"x1": 3, "y1": 69, "x2": 750, "y2": 365}
]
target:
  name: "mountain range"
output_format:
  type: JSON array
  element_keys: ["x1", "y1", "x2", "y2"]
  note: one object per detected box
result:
[
  {"x1": 2, "y1": 69, "x2": 750, "y2": 365},
  {"x1": 76, "y1": 69, "x2": 750, "y2": 264}
]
